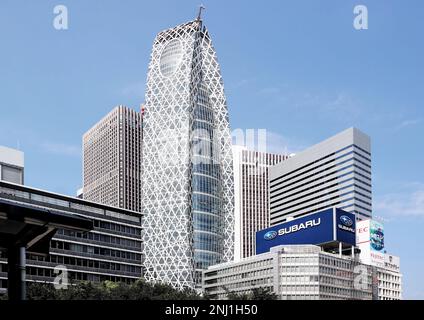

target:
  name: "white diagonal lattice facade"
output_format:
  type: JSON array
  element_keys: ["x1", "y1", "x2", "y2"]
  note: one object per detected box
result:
[{"x1": 142, "y1": 20, "x2": 234, "y2": 290}]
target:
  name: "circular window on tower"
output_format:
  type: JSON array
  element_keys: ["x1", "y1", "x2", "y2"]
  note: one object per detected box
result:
[{"x1": 159, "y1": 39, "x2": 183, "y2": 78}]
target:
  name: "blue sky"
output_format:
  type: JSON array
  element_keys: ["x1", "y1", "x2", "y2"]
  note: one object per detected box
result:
[{"x1": 0, "y1": 0, "x2": 423, "y2": 298}]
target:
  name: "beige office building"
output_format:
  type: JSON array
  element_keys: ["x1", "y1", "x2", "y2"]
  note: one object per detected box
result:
[
  {"x1": 83, "y1": 105, "x2": 143, "y2": 213},
  {"x1": 232, "y1": 146, "x2": 286, "y2": 261}
]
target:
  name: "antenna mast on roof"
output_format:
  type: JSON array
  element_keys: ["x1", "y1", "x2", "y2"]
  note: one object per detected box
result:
[{"x1": 197, "y1": 4, "x2": 205, "y2": 21}]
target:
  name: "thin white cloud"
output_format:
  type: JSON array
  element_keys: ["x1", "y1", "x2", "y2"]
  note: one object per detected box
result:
[
  {"x1": 395, "y1": 118, "x2": 421, "y2": 131},
  {"x1": 258, "y1": 85, "x2": 361, "y2": 120},
  {"x1": 375, "y1": 182, "x2": 424, "y2": 217},
  {"x1": 265, "y1": 131, "x2": 308, "y2": 155},
  {"x1": 231, "y1": 78, "x2": 253, "y2": 90},
  {"x1": 121, "y1": 81, "x2": 145, "y2": 99},
  {"x1": 231, "y1": 129, "x2": 308, "y2": 156},
  {"x1": 258, "y1": 86, "x2": 283, "y2": 95},
  {"x1": 322, "y1": 92, "x2": 361, "y2": 119},
  {"x1": 41, "y1": 142, "x2": 81, "y2": 157}
]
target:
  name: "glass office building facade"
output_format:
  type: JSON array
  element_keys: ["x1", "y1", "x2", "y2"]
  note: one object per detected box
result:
[{"x1": 142, "y1": 19, "x2": 234, "y2": 290}]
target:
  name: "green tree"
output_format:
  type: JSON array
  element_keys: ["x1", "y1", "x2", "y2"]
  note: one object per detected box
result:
[
  {"x1": 222, "y1": 286, "x2": 251, "y2": 300},
  {"x1": 23, "y1": 279, "x2": 204, "y2": 300},
  {"x1": 250, "y1": 287, "x2": 278, "y2": 300},
  {"x1": 27, "y1": 282, "x2": 57, "y2": 300},
  {"x1": 222, "y1": 286, "x2": 278, "y2": 300}
]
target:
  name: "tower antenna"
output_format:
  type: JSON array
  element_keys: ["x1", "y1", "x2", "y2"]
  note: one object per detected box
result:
[{"x1": 197, "y1": 4, "x2": 205, "y2": 21}]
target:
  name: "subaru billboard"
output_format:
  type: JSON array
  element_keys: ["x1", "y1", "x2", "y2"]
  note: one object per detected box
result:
[{"x1": 256, "y1": 208, "x2": 356, "y2": 254}]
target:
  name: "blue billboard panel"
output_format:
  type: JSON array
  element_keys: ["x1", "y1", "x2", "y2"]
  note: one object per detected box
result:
[
  {"x1": 335, "y1": 209, "x2": 356, "y2": 245},
  {"x1": 256, "y1": 208, "x2": 356, "y2": 254},
  {"x1": 256, "y1": 208, "x2": 334, "y2": 254}
]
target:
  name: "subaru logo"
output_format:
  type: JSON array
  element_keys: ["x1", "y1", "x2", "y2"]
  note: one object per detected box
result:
[
  {"x1": 340, "y1": 215, "x2": 353, "y2": 227},
  {"x1": 264, "y1": 231, "x2": 277, "y2": 241}
]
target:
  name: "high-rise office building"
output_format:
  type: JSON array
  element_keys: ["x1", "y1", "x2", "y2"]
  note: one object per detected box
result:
[
  {"x1": 142, "y1": 18, "x2": 234, "y2": 289},
  {"x1": 232, "y1": 145, "x2": 286, "y2": 261},
  {"x1": 269, "y1": 128, "x2": 372, "y2": 226},
  {"x1": 83, "y1": 105, "x2": 143, "y2": 213},
  {"x1": 0, "y1": 146, "x2": 24, "y2": 185}
]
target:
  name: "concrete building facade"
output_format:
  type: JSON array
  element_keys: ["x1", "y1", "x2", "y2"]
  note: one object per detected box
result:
[
  {"x1": 0, "y1": 146, "x2": 24, "y2": 185},
  {"x1": 232, "y1": 145, "x2": 286, "y2": 261},
  {"x1": 203, "y1": 244, "x2": 373, "y2": 300},
  {"x1": 0, "y1": 180, "x2": 143, "y2": 294},
  {"x1": 83, "y1": 105, "x2": 143, "y2": 213},
  {"x1": 377, "y1": 254, "x2": 402, "y2": 300},
  {"x1": 269, "y1": 128, "x2": 372, "y2": 226}
]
